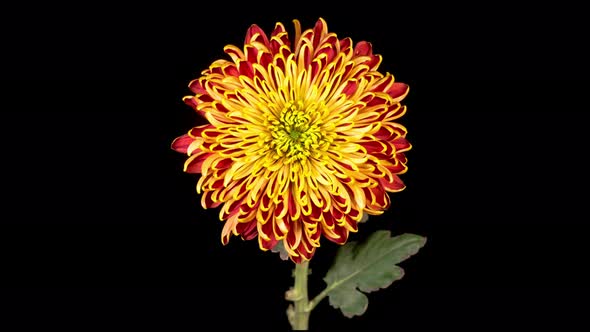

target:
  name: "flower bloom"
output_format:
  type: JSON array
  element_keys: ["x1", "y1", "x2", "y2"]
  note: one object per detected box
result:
[{"x1": 172, "y1": 18, "x2": 410, "y2": 263}]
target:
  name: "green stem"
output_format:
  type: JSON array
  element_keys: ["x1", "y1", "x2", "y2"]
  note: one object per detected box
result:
[{"x1": 289, "y1": 261, "x2": 310, "y2": 330}]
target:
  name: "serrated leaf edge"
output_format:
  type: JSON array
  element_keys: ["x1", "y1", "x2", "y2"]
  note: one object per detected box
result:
[{"x1": 325, "y1": 232, "x2": 426, "y2": 294}]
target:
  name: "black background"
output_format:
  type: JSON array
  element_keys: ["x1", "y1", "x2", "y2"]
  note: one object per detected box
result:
[{"x1": 1, "y1": 3, "x2": 589, "y2": 331}]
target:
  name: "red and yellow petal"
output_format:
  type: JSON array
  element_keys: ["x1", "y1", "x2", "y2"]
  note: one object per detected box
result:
[{"x1": 172, "y1": 17, "x2": 411, "y2": 263}]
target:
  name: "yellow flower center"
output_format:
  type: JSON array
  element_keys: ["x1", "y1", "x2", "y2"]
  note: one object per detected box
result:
[{"x1": 268, "y1": 100, "x2": 329, "y2": 163}]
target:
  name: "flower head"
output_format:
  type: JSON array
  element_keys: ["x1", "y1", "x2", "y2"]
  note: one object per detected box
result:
[{"x1": 172, "y1": 18, "x2": 411, "y2": 263}]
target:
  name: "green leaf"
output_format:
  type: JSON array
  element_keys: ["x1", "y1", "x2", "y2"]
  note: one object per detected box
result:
[
  {"x1": 271, "y1": 241, "x2": 289, "y2": 261},
  {"x1": 323, "y1": 230, "x2": 426, "y2": 318}
]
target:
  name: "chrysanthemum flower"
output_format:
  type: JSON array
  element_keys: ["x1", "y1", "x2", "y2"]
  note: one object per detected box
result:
[{"x1": 172, "y1": 18, "x2": 410, "y2": 263}]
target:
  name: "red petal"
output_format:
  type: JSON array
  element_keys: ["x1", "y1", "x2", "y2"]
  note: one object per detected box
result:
[
  {"x1": 196, "y1": 94, "x2": 213, "y2": 104},
  {"x1": 339, "y1": 37, "x2": 352, "y2": 55},
  {"x1": 273, "y1": 217, "x2": 289, "y2": 239},
  {"x1": 354, "y1": 41, "x2": 372, "y2": 56},
  {"x1": 309, "y1": 206, "x2": 322, "y2": 221},
  {"x1": 322, "y1": 211, "x2": 335, "y2": 228},
  {"x1": 270, "y1": 22, "x2": 286, "y2": 38},
  {"x1": 261, "y1": 194, "x2": 271, "y2": 211},
  {"x1": 309, "y1": 61, "x2": 320, "y2": 81},
  {"x1": 212, "y1": 158, "x2": 232, "y2": 171},
  {"x1": 237, "y1": 221, "x2": 257, "y2": 240},
  {"x1": 220, "y1": 198, "x2": 243, "y2": 220},
  {"x1": 275, "y1": 55, "x2": 286, "y2": 72},
  {"x1": 397, "y1": 153, "x2": 407, "y2": 164},
  {"x1": 365, "y1": 185, "x2": 391, "y2": 210},
  {"x1": 259, "y1": 222, "x2": 278, "y2": 250},
  {"x1": 366, "y1": 54, "x2": 381, "y2": 69},
  {"x1": 348, "y1": 208, "x2": 360, "y2": 221},
  {"x1": 238, "y1": 60, "x2": 254, "y2": 78},
  {"x1": 300, "y1": 43, "x2": 312, "y2": 68},
  {"x1": 223, "y1": 64, "x2": 239, "y2": 77},
  {"x1": 312, "y1": 18, "x2": 326, "y2": 49},
  {"x1": 326, "y1": 224, "x2": 349, "y2": 245},
  {"x1": 287, "y1": 192, "x2": 300, "y2": 221},
  {"x1": 188, "y1": 79, "x2": 207, "y2": 94},
  {"x1": 245, "y1": 24, "x2": 270, "y2": 46},
  {"x1": 202, "y1": 128, "x2": 223, "y2": 139},
  {"x1": 332, "y1": 207, "x2": 344, "y2": 222},
  {"x1": 387, "y1": 82, "x2": 409, "y2": 102},
  {"x1": 345, "y1": 215, "x2": 358, "y2": 232},
  {"x1": 366, "y1": 94, "x2": 388, "y2": 107},
  {"x1": 202, "y1": 190, "x2": 221, "y2": 209},
  {"x1": 385, "y1": 161, "x2": 407, "y2": 174},
  {"x1": 259, "y1": 52, "x2": 273, "y2": 68},
  {"x1": 183, "y1": 96, "x2": 198, "y2": 109},
  {"x1": 382, "y1": 174, "x2": 405, "y2": 192},
  {"x1": 171, "y1": 134, "x2": 195, "y2": 154},
  {"x1": 371, "y1": 75, "x2": 393, "y2": 93},
  {"x1": 374, "y1": 126, "x2": 394, "y2": 140},
  {"x1": 342, "y1": 80, "x2": 358, "y2": 96},
  {"x1": 392, "y1": 137, "x2": 411, "y2": 151},
  {"x1": 291, "y1": 254, "x2": 303, "y2": 264},
  {"x1": 361, "y1": 140, "x2": 386, "y2": 154},
  {"x1": 298, "y1": 234, "x2": 316, "y2": 259},
  {"x1": 244, "y1": 44, "x2": 258, "y2": 64},
  {"x1": 286, "y1": 219, "x2": 302, "y2": 250},
  {"x1": 270, "y1": 38, "x2": 282, "y2": 55},
  {"x1": 189, "y1": 125, "x2": 211, "y2": 138},
  {"x1": 185, "y1": 153, "x2": 210, "y2": 173}
]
